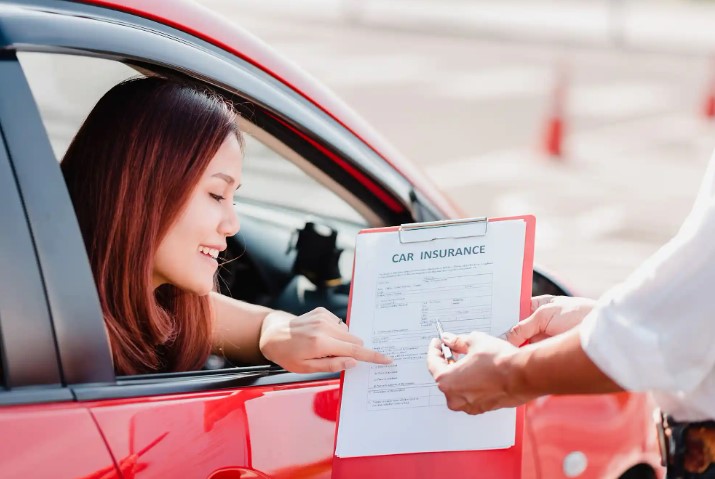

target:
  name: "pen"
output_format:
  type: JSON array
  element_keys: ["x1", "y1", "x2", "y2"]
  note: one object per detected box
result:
[
  {"x1": 496, "y1": 328, "x2": 512, "y2": 341},
  {"x1": 434, "y1": 319, "x2": 456, "y2": 364}
]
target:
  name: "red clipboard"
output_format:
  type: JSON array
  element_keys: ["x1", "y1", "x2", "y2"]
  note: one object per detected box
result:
[{"x1": 332, "y1": 215, "x2": 535, "y2": 479}]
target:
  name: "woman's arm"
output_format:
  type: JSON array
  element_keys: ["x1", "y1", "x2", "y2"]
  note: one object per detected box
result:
[
  {"x1": 210, "y1": 292, "x2": 391, "y2": 373},
  {"x1": 210, "y1": 291, "x2": 271, "y2": 365}
]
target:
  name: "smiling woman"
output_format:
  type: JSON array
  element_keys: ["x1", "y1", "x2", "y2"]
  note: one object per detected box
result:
[
  {"x1": 151, "y1": 134, "x2": 243, "y2": 295},
  {"x1": 60, "y1": 76, "x2": 391, "y2": 375}
]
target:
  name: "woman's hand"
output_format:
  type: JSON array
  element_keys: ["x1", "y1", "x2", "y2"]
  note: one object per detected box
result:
[
  {"x1": 503, "y1": 295, "x2": 596, "y2": 346},
  {"x1": 259, "y1": 307, "x2": 392, "y2": 373}
]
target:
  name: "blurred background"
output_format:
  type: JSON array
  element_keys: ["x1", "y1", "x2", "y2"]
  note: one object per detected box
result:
[{"x1": 202, "y1": 0, "x2": 715, "y2": 297}]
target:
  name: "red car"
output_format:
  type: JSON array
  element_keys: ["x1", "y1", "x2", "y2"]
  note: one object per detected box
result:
[{"x1": 0, "y1": 1, "x2": 663, "y2": 478}]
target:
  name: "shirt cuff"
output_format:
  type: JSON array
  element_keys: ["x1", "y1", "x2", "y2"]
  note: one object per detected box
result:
[{"x1": 579, "y1": 298, "x2": 670, "y2": 392}]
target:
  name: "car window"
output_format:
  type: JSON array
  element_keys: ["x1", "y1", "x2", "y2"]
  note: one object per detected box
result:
[
  {"x1": 19, "y1": 52, "x2": 367, "y2": 226},
  {"x1": 18, "y1": 51, "x2": 368, "y2": 377}
]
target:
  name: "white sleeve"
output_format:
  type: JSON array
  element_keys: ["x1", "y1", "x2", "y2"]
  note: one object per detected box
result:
[{"x1": 580, "y1": 150, "x2": 715, "y2": 394}]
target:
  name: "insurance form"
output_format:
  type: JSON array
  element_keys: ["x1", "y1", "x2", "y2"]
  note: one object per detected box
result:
[{"x1": 335, "y1": 218, "x2": 528, "y2": 458}]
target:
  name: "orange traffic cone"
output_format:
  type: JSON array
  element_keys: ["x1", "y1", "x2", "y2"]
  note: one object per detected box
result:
[
  {"x1": 704, "y1": 87, "x2": 715, "y2": 119},
  {"x1": 542, "y1": 67, "x2": 567, "y2": 159},
  {"x1": 703, "y1": 58, "x2": 715, "y2": 120}
]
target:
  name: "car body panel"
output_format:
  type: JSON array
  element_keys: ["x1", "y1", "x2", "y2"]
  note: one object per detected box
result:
[
  {"x1": 0, "y1": 402, "x2": 118, "y2": 478},
  {"x1": 88, "y1": 380, "x2": 339, "y2": 479},
  {"x1": 527, "y1": 393, "x2": 662, "y2": 478}
]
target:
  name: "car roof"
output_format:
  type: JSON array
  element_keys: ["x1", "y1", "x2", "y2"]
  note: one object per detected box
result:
[{"x1": 75, "y1": 0, "x2": 461, "y2": 217}]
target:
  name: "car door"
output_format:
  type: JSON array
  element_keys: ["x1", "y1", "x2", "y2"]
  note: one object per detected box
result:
[
  {"x1": 2, "y1": 2, "x2": 419, "y2": 478},
  {"x1": 0, "y1": 52, "x2": 118, "y2": 479}
]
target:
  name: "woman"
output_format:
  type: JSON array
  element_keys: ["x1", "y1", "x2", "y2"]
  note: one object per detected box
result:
[{"x1": 61, "y1": 76, "x2": 390, "y2": 375}]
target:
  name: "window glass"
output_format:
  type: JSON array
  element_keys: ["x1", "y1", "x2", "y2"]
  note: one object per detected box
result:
[
  {"x1": 17, "y1": 52, "x2": 137, "y2": 160},
  {"x1": 238, "y1": 133, "x2": 367, "y2": 225}
]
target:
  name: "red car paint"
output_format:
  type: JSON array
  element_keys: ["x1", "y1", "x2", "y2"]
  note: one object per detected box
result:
[
  {"x1": 88, "y1": 383, "x2": 340, "y2": 479},
  {"x1": 0, "y1": 403, "x2": 117, "y2": 478}
]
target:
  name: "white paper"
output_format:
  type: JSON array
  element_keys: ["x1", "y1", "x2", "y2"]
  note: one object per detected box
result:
[{"x1": 335, "y1": 219, "x2": 526, "y2": 458}]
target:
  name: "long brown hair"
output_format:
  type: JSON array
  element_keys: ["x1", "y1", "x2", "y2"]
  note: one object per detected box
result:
[{"x1": 61, "y1": 76, "x2": 240, "y2": 375}]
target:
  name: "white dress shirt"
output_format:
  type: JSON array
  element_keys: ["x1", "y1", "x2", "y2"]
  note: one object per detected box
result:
[{"x1": 580, "y1": 150, "x2": 715, "y2": 421}]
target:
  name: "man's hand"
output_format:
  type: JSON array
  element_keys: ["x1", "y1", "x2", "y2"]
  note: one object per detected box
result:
[
  {"x1": 427, "y1": 332, "x2": 534, "y2": 415},
  {"x1": 259, "y1": 307, "x2": 392, "y2": 373},
  {"x1": 503, "y1": 295, "x2": 596, "y2": 346}
]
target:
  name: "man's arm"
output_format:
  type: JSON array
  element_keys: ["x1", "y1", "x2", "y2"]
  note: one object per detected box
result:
[{"x1": 507, "y1": 327, "x2": 623, "y2": 398}]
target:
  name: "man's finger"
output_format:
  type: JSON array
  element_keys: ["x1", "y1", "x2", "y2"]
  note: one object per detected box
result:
[
  {"x1": 530, "y1": 295, "x2": 554, "y2": 313},
  {"x1": 464, "y1": 402, "x2": 486, "y2": 416},
  {"x1": 444, "y1": 393, "x2": 471, "y2": 413},
  {"x1": 504, "y1": 317, "x2": 538, "y2": 346},
  {"x1": 529, "y1": 332, "x2": 551, "y2": 343},
  {"x1": 441, "y1": 333, "x2": 472, "y2": 353}
]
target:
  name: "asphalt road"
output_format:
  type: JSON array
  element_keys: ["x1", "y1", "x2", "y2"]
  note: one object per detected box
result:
[{"x1": 202, "y1": 1, "x2": 715, "y2": 297}]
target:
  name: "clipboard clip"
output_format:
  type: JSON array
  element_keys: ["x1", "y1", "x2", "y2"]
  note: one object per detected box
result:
[{"x1": 398, "y1": 217, "x2": 488, "y2": 244}]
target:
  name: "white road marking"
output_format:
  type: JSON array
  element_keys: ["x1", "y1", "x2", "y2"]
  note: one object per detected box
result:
[
  {"x1": 570, "y1": 82, "x2": 678, "y2": 119},
  {"x1": 426, "y1": 66, "x2": 551, "y2": 101}
]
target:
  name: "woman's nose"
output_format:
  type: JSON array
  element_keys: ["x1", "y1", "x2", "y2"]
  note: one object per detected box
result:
[{"x1": 220, "y1": 209, "x2": 240, "y2": 237}]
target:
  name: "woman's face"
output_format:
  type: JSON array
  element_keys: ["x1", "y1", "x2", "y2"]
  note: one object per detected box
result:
[{"x1": 152, "y1": 133, "x2": 243, "y2": 295}]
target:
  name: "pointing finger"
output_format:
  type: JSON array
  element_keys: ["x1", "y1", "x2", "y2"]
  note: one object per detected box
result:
[
  {"x1": 322, "y1": 338, "x2": 392, "y2": 365},
  {"x1": 302, "y1": 357, "x2": 358, "y2": 373}
]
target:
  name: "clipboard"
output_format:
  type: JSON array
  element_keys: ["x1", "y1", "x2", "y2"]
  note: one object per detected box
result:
[{"x1": 331, "y1": 215, "x2": 535, "y2": 479}]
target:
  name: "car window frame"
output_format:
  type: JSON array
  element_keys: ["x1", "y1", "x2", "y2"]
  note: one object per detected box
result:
[
  {"x1": 0, "y1": 54, "x2": 77, "y2": 405},
  {"x1": 0, "y1": 50, "x2": 114, "y2": 385},
  {"x1": 0, "y1": 0, "x2": 422, "y2": 397}
]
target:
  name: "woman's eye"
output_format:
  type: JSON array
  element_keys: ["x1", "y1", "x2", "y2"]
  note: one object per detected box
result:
[{"x1": 210, "y1": 193, "x2": 225, "y2": 202}]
